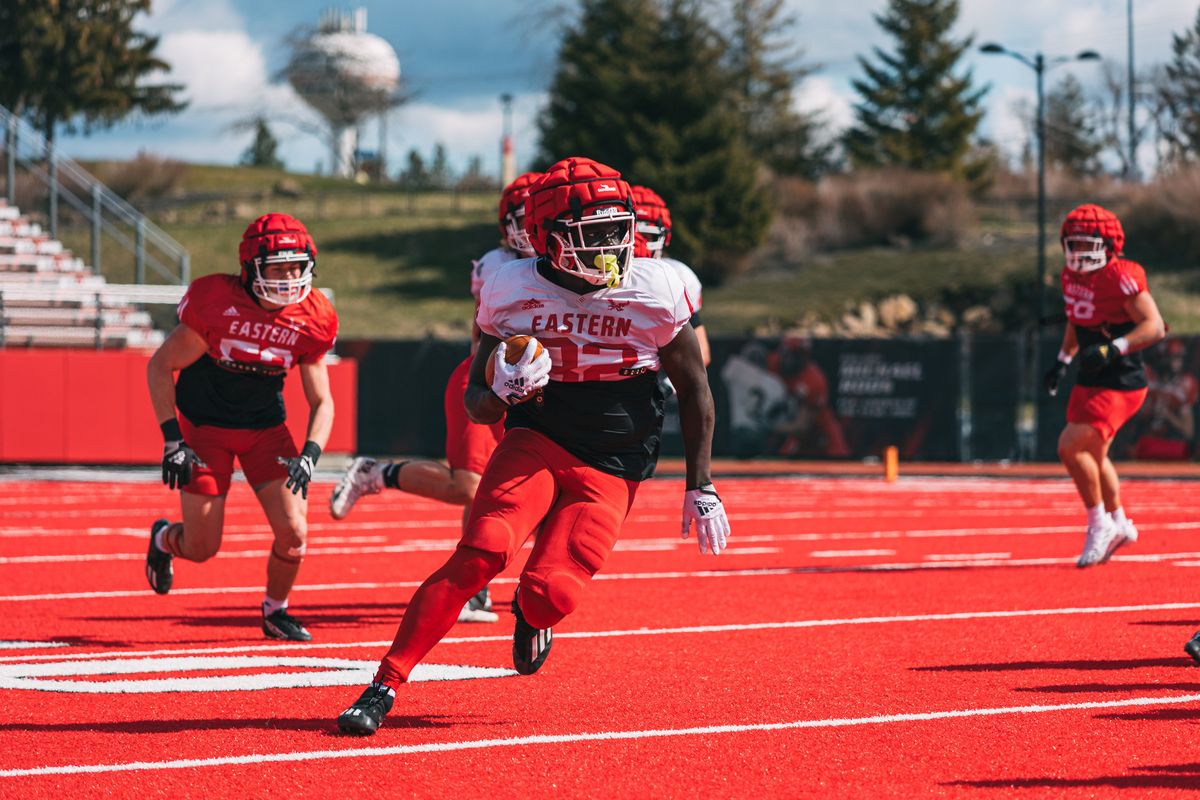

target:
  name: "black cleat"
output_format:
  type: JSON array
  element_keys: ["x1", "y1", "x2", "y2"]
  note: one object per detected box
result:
[
  {"x1": 263, "y1": 608, "x2": 313, "y2": 641},
  {"x1": 145, "y1": 518, "x2": 173, "y2": 595},
  {"x1": 511, "y1": 593, "x2": 552, "y2": 675},
  {"x1": 1186, "y1": 631, "x2": 1200, "y2": 665},
  {"x1": 337, "y1": 683, "x2": 395, "y2": 736}
]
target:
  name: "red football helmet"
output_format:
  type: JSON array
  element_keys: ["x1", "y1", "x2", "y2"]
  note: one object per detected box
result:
[
  {"x1": 238, "y1": 213, "x2": 317, "y2": 305},
  {"x1": 525, "y1": 157, "x2": 636, "y2": 287},
  {"x1": 498, "y1": 172, "x2": 542, "y2": 256},
  {"x1": 1060, "y1": 204, "x2": 1124, "y2": 273},
  {"x1": 630, "y1": 184, "x2": 672, "y2": 258}
]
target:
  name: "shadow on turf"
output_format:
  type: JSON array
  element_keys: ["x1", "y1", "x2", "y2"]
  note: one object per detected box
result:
[
  {"x1": 77, "y1": 602, "x2": 412, "y2": 630},
  {"x1": 949, "y1": 763, "x2": 1200, "y2": 790},
  {"x1": 0, "y1": 715, "x2": 463, "y2": 735},
  {"x1": 1014, "y1": 682, "x2": 1200, "y2": 694},
  {"x1": 912, "y1": 657, "x2": 1186, "y2": 672}
]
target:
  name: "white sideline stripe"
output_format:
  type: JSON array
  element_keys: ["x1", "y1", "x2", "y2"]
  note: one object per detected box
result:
[
  {"x1": 3, "y1": 599, "x2": 1199, "y2": 664},
  {"x1": 4, "y1": 692, "x2": 1200, "y2": 777},
  {"x1": 0, "y1": 641, "x2": 68, "y2": 650},
  {"x1": 6, "y1": 552, "x2": 1200, "y2": 604},
  {"x1": 810, "y1": 549, "x2": 896, "y2": 558},
  {"x1": 925, "y1": 553, "x2": 1011, "y2": 561}
]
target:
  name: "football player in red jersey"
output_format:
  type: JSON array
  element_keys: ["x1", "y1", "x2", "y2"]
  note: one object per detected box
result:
[
  {"x1": 1043, "y1": 204, "x2": 1165, "y2": 568},
  {"x1": 328, "y1": 173, "x2": 542, "y2": 623},
  {"x1": 336, "y1": 157, "x2": 729, "y2": 735},
  {"x1": 145, "y1": 213, "x2": 338, "y2": 640}
]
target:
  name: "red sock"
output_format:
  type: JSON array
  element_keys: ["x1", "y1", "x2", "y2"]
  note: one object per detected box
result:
[{"x1": 374, "y1": 546, "x2": 504, "y2": 689}]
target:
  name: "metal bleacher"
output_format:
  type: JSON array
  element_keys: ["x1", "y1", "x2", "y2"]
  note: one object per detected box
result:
[{"x1": 0, "y1": 200, "x2": 181, "y2": 348}]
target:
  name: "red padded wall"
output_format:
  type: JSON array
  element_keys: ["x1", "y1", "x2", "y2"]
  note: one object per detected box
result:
[{"x1": 0, "y1": 349, "x2": 357, "y2": 463}]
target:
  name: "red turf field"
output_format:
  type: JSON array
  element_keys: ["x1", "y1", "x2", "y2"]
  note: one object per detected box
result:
[{"x1": 3, "y1": 473, "x2": 1200, "y2": 797}]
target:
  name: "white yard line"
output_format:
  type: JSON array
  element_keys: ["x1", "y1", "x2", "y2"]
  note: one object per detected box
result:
[
  {"x1": 3, "y1": 599, "x2": 1199, "y2": 663},
  {"x1": 4, "y1": 692, "x2": 1200, "y2": 777}
]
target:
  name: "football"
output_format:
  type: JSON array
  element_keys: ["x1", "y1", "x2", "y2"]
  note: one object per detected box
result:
[{"x1": 485, "y1": 334, "x2": 545, "y2": 387}]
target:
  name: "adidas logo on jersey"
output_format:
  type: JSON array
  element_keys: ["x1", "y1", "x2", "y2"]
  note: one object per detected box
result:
[
  {"x1": 521, "y1": 298, "x2": 545, "y2": 310},
  {"x1": 223, "y1": 306, "x2": 239, "y2": 317}
]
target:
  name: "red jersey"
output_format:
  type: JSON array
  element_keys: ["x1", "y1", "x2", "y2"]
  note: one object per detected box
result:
[
  {"x1": 1061, "y1": 257, "x2": 1148, "y2": 390},
  {"x1": 175, "y1": 273, "x2": 338, "y2": 428}
]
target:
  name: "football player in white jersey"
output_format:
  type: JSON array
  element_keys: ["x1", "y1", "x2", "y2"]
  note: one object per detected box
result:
[
  {"x1": 629, "y1": 184, "x2": 710, "y2": 366},
  {"x1": 329, "y1": 172, "x2": 541, "y2": 623},
  {"x1": 337, "y1": 157, "x2": 729, "y2": 735}
]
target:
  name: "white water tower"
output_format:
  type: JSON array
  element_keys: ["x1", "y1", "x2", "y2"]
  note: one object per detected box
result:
[{"x1": 286, "y1": 7, "x2": 401, "y2": 178}]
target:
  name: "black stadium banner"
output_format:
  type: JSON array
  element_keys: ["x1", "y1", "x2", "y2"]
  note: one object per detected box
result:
[
  {"x1": 664, "y1": 337, "x2": 962, "y2": 461},
  {"x1": 340, "y1": 335, "x2": 1199, "y2": 463}
]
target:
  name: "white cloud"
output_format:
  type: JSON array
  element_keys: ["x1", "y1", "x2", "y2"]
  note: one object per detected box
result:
[{"x1": 794, "y1": 76, "x2": 856, "y2": 133}]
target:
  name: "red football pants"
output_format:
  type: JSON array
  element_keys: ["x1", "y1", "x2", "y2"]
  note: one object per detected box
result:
[{"x1": 374, "y1": 428, "x2": 638, "y2": 688}]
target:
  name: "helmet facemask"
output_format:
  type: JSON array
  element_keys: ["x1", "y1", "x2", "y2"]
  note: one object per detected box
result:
[
  {"x1": 503, "y1": 205, "x2": 535, "y2": 256},
  {"x1": 1062, "y1": 235, "x2": 1109, "y2": 273},
  {"x1": 635, "y1": 219, "x2": 668, "y2": 258},
  {"x1": 547, "y1": 205, "x2": 635, "y2": 288},
  {"x1": 249, "y1": 248, "x2": 315, "y2": 305}
]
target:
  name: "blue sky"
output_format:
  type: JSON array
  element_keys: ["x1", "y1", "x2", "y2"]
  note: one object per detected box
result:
[{"x1": 55, "y1": 0, "x2": 1200, "y2": 176}]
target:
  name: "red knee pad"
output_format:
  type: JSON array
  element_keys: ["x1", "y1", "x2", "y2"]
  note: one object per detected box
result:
[
  {"x1": 451, "y1": 545, "x2": 506, "y2": 590},
  {"x1": 461, "y1": 515, "x2": 518, "y2": 560},
  {"x1": 518, "y1": 581, "x2": 572, "y2": 629}
]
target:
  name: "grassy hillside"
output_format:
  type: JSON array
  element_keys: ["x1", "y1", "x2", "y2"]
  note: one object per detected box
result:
[{"x1": 53, "y1": 162, "x2": 1200, "y2": 338}]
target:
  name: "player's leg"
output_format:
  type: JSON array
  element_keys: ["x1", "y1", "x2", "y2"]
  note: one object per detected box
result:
[
  {"x1": 145, "y1": 423, "x2": 235, "y2": 594},
  {"x1": 513, "y1": 451, "x2": 639, "y2": 675},
  {"x1": 1099, "y1": 390, "x2": 1149, "y2": 550},
  {"x1": 337, "y1": 428, "x2": 556, "y2": 735},
  {"x1": 1058, "y1": 421, "x2": 1118, "y2": 567},
  {"x1": 239, "y1": 424, "x2": 313, "y2": 640}
]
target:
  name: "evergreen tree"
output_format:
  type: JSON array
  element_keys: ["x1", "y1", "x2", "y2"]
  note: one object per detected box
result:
[
  {"x1": 535, "y1": 0, "x2": 659, "y2": 171},
  {"x1": 0, "y1": 0, "x2": 186, "y2": 146},
  {"x1": 429, "y1": 143, "x2": 451, "y2": 189},
  {"x1": 536, "y1": 0, "x2": 770, "y2": 282},
  {"x1": 635, "y1": 0, "x2": 770, "y2": 281},
  {"x1": 400, "y1": 149, "x2": 428, "y2": 189},
  {"x1": 1157, "y1": 8, "x2": 1200, "y2": 161},
  {"x1": 844, "y1": 0, "x2": 987, "y2": 180},
  {"x1": 1044, "y1": 74, "x2": 1102, "y2": 176},
  {"x1": 239, "y1": 118, "x2": 284, "y2": 169},
  {"x1": 724, "y1": 0, "x2": 832, "y2": 178}
]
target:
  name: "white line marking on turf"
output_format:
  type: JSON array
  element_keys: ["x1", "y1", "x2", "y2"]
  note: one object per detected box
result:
[
  {"x1": 810, "y1": 549, "x2": 896, "y2": 558},
  {"x1": 0, "y1": 641, "x2": 69, "y2": 650},
  {"x1": 2, "y1": 600, "x2": 1197, "y2": 664},
  {"x1": 3, "y1": 692, "x2": 1199, "y2": 777},
  {"x1": 925, "y1": 553, "x2": 1011, "y2": 561},
  {"x1": 5, "y1": 551, "x2": 1200, "y2": 603}
]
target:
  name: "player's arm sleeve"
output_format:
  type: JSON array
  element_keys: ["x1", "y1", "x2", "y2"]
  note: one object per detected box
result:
[
  {"x1": 1120, "y1": 263, "x2": 1148, "y2": 297},
  {"x1": 476, "y1": 278, "x2": 503, "y2": 339},
  {"x1": 654, "y1": 273, "x2": 694, "y2": 349},
  {"x1": 176, "y1": 281, "x2": 208, "y2": 337}
]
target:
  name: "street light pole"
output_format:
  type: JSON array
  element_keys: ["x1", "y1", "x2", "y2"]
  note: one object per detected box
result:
[{"x1": 980, "y1": 43, "x2": 1101, "y2": 460}]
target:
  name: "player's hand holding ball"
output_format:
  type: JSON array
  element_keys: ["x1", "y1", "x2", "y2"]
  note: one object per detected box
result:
[
  {"x1": 488, "y1": 335, "x2": 551, "y2": 405},
  {"x1": 682, "y1": 483, "x2": 731, "y2": 555}
]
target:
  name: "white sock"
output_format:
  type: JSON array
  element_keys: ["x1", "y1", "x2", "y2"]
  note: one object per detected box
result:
[
  {"x1": 1086, "y1": 504, "x2": 1106, "y2": 528},
  {"x1": 1111, "y1": 507, "x2": 1128, "y2": 526},
  {"x1": 262, "y1": 596, "x2": 288, "y2": 617}
]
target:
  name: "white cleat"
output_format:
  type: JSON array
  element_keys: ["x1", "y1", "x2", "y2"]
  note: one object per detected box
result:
[
  {"x1": 329, "y1": 457, "x2": 385, "y2": 520},
  {"x1": 1111, "y1": 515, "x2": 1138, "y2": 552},
  {"x1": 457, "y1": 587, "x2": 499, "y2": 623},
  {"x1": 1077, "y1": 518, "x2": 1120, "y2": 568}
]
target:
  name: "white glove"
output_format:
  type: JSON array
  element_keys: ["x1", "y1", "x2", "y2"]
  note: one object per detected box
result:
[
  {"x1": 682, "y1": 483, "x2": 730, "y2": 555},
  {"x1": 490, "y1": 339, "x2": 552, "y2": 405}
]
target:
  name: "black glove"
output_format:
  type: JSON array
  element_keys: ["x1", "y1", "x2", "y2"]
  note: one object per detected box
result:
[
  {"x1": 279, "y1": 441, "x2": 321, "y2": 499},
  {"x1": 160, "y1": 419, "x2": 205, "y2": 490},
  {"x1": 1078, "y1": 343, "x2": 1120, "y2": 376},
  {"x1": 1044, "y1": 361, "x2": 1069, "y2": 397}
]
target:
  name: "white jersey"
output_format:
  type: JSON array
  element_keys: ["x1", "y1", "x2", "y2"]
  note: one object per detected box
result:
[
  {"x1": 478, "y1": 256, "x2": 693, "y2": 383},
  {"x1": 471, "y1": 246, "x2": 521, "y2": 300},
  {"x1": 662, "y1": 256, "x2": 702, "y2": 312}
]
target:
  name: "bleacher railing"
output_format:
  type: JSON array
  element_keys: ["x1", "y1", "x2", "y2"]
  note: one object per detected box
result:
[{"x1": 0, "y1": 104, "x2": 189, "y2": 285}]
